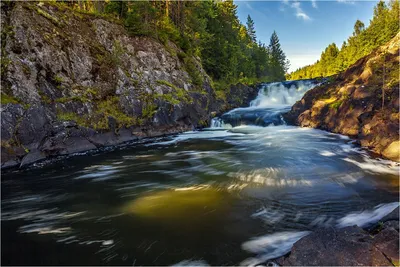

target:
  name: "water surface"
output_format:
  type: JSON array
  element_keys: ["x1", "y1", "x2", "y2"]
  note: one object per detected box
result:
[{"x1": 2, "y1": 81, "x2": 398, "y2": 265}]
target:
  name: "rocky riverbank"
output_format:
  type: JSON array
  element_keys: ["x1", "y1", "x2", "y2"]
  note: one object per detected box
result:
[
  {"x1": 0, "y1": 2, "x2": 257, "y2": 169},
  {"x1": 270, "y1": 206, "x2": 399, "y2": 266},
  {"x1": 284, "y1": 33, "x2": 400, "y2": 162}
]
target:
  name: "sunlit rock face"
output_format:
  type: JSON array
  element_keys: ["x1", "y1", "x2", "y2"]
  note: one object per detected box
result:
[{"x1": 284, "y1": 33, "x2": 400, "y2": 161}]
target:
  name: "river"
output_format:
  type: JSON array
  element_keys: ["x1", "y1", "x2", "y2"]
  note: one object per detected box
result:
[{"x1": 1, "y1": 81, "x2": 399, "y2": 265}]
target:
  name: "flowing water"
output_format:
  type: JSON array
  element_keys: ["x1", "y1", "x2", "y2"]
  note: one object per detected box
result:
[{"x1": 2, "y1": 81, "x2": 399, "y2": 266}]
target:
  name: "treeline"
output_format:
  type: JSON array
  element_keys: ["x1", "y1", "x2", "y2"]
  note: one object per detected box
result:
[
  {"x1": 57, "y1": 0, "x2": 289, "y2": 86},
  {"x1": 288, "y1": 0, "x2": 399, "y2": 80}
]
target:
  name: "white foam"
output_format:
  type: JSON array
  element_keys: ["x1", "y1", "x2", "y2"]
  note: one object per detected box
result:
[
  {"x1": 172, "y1": 260, "x2": 210, "y2": 266},
  {"x1": 250, "y1": 81, "x2": 316, "y2": 108},
  {"x1": 241, "y1": 231, "x2": 310, "y2": 265},
  {"x1": 149, "y1": 130, "x2": 242, "y2": 146},
  {"x1": 19, "y1": 224, "x2": 72, "y2": 235},
  {"x1": 210, "y1": 118, "x2": 232, "y2": 129},
  {"x1": 251, "y1": 208, "x2": 286, "y2": 224},
  {"x1": 319, "y1": 150, "x2": 336, "y2": 157},
  {"x1": 343, "y1": 157, "x2": 400, "y2": 175},
  {"x1": 229, "y1": 170, "x2": 313, "y2": 187},
  {"x1": 337, "y1": 202, "x2": 399, "y2": 228}
]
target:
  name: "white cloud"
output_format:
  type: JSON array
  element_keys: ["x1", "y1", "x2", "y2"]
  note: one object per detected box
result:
[
  {"x1": 291, "y1": 1, "x2": 312, "y2": 21},
  {"x1": 245, "y1": 1, "x2": 254, "y2": 11},
  {"x1": 311, "y1": 0, "x2": 318, "y2": 9},
  {"x1": 337, "y1": 0, "x2": 356, "y2": 4},
  {"x1": 296, "y1": 12, "x2": 311, "y2": 20}
]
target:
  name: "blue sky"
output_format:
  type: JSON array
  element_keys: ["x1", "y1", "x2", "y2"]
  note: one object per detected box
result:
[{"x1": 235, "y1": 0, "x2": 379, "y2": 72}]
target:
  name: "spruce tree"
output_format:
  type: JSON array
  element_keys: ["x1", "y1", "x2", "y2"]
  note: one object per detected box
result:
[
  {"x1": 353, "y1": 20, "x2": 365, "y2": 36},
  {"x1": 246, "y1": 15, "x2": 257, "y2": 43},
  {"x1": 269, "y1": 31, "x2": 289, "y2": 81}
]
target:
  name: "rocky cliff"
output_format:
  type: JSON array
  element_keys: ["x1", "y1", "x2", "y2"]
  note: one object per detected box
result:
[
  {"x1": 0, "y1": 2, "x2": 257, "y2": 169},
  {"x1": 284, "y1": 33, "x2": 400, "y2": 161}
]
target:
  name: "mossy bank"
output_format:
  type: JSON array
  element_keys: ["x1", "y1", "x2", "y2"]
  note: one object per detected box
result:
[{"x1": 0, "y1": 2, "x2": 257, "y2": 169}]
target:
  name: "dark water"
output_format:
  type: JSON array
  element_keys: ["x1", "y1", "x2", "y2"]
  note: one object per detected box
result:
[{"x1": 2, "y1": 82, "x2": 399, "y2": 266}]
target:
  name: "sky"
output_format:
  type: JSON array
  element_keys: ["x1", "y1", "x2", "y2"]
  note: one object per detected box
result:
[{"x1": 235, "y1": 0, "x2": 379, "y2": 72}]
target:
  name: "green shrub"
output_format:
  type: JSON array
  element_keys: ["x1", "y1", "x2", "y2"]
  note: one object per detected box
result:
[{"x1": 184, "y1": 57, "x2": 203, "y2": 86}]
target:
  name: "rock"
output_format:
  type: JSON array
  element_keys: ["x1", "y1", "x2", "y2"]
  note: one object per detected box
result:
[
  {"x1": 63, "y1": 137, "x2": 97, "y2": 155},
  {"x1": 284, "y1": 33, "x2": 400, "y2": 162},
  {"x1": 373, "y1": 227, "x2": 399, "y2": 262},
  {"x1": 20, "y1": 150, "x2": 46, "y2": 167},
  {"x1": 272, "y1": 207, "x2": 400, "y2": 266},
  {"x1": 1, "y1": 2, "x2": 261, "y2": 169},
  {"x1": 16, "y1": 105, "x2": 53, "y2": 147},
  {"x1": 0, "y1": 104, "x2": 25, "y2": 140},
  {"x1": 278, "y1": 226, "x2": 392, "y2": 266},
  {"x1": 382, "y1": 141, "x2": 400, "y2": 162},
  {"x1": 381, "y1": 207, "x2": 399, "y2": 223},
  {"x1": 383, "y1": 220, "x2": 399, "y2": 231}
]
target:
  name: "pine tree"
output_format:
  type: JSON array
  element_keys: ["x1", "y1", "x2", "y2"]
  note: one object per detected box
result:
[
  {"x1": 353, "y1": 20, "x2": 365, "y2": 36},
  {"x1": 246, "y1": 15, "x2": 257, "y2": 43},
  {"x1": 287, "y1": 0, "x2": 399, "y2": 80},
  {"x1": 269, "y1": 31, "x2": 289, "y2": 81}
]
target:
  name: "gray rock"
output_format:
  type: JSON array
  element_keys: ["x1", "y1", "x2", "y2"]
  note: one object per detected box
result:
[
  {"x1": 0, "y1": 2, "x2": 258, "y2": 169},
  {"x1": 373, "y1": 227, "x2": 399, "y2": 262},
  {"x1": 63, "y1": 137, "x2": 97, "y2": 155},
  {"x1": 16, "y1": 105, "x2": 52, "y2": 146},
  {"x1": 1, "y1": 103, "x2": 24, "y2": 140},
  {"x1": 20, "y1": 150, "x2": 46, "y2": 167},
  {"x1": 279, "y1": 226, "x2": 392, "y2": 266},
  {"x1": 381, "y1": 207, "x2": 399, "y2": 223}
]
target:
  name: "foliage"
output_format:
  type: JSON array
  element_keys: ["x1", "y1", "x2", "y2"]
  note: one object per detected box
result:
[
  {"x1": 58, "y1": 0, "x2": 290, "y2": 86},
  {"x1": 269, "y1": 31, "x2": 289, "y2": 81},
  {"x1": 246, "y1": 15, "x2": 257, "y2": 43},
  {"x1": 288, "y1": 0, "x2": 399, "y2": 80}
]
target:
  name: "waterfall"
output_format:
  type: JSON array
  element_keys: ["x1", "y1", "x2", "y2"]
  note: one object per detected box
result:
[
  {"x1": 210, "y1": 118, "x2": 232, "y2": 129},
  {"x1": 211, "y1": 79, "x2": 320, "y2": 128},
  {"x1": 250, "y1": 80, "x2": 317, "y2": 108}
]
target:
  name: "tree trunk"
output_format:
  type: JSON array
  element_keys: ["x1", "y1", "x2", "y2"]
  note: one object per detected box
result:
[{"x1": 382, "y1": 54, "x2": 385, "y2": 110}]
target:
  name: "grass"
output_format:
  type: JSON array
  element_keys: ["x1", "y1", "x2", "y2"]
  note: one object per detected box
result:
[
  {"x1": 36, "y1": 7, "x2": 62, "y2": 26},
  {"x1": 141, "y1": 102, "x2": 158, "y2": 120},
  {"x1": 215, "y1": 90, "x2": 226, "y2": 101},
  {"x1": 156, "y1": 80, "x2": 192, "y2": 105},
  {"x1": 56, "y1": 111, "x2": 86, "y2": 125},
  {"x1": 1, "y1": 93, "x2": 20, "y2": 105},
  {"x1": 56, "y1": 96, "x2": 137, "y2": 130},
  {"x1": 53, "y1": 74, "x2": 64, "y2": 84},
  {"x1": 329, "y1": 99, "x2": 343, "y2": 110},
  {"x1": 55, "y1": 95, "x2": 89, "y2": 104},
  {"x1": 96, "y1": 96, "x2": 136, "y2": 129}
]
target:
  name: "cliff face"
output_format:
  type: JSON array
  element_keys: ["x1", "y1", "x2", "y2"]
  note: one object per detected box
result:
[
  {"x1": 1, "y1": 2, "x2": 224, "y2": 168},
  {"x1": 284, "y1": 33, "x2": 400, "y2": 161}
]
